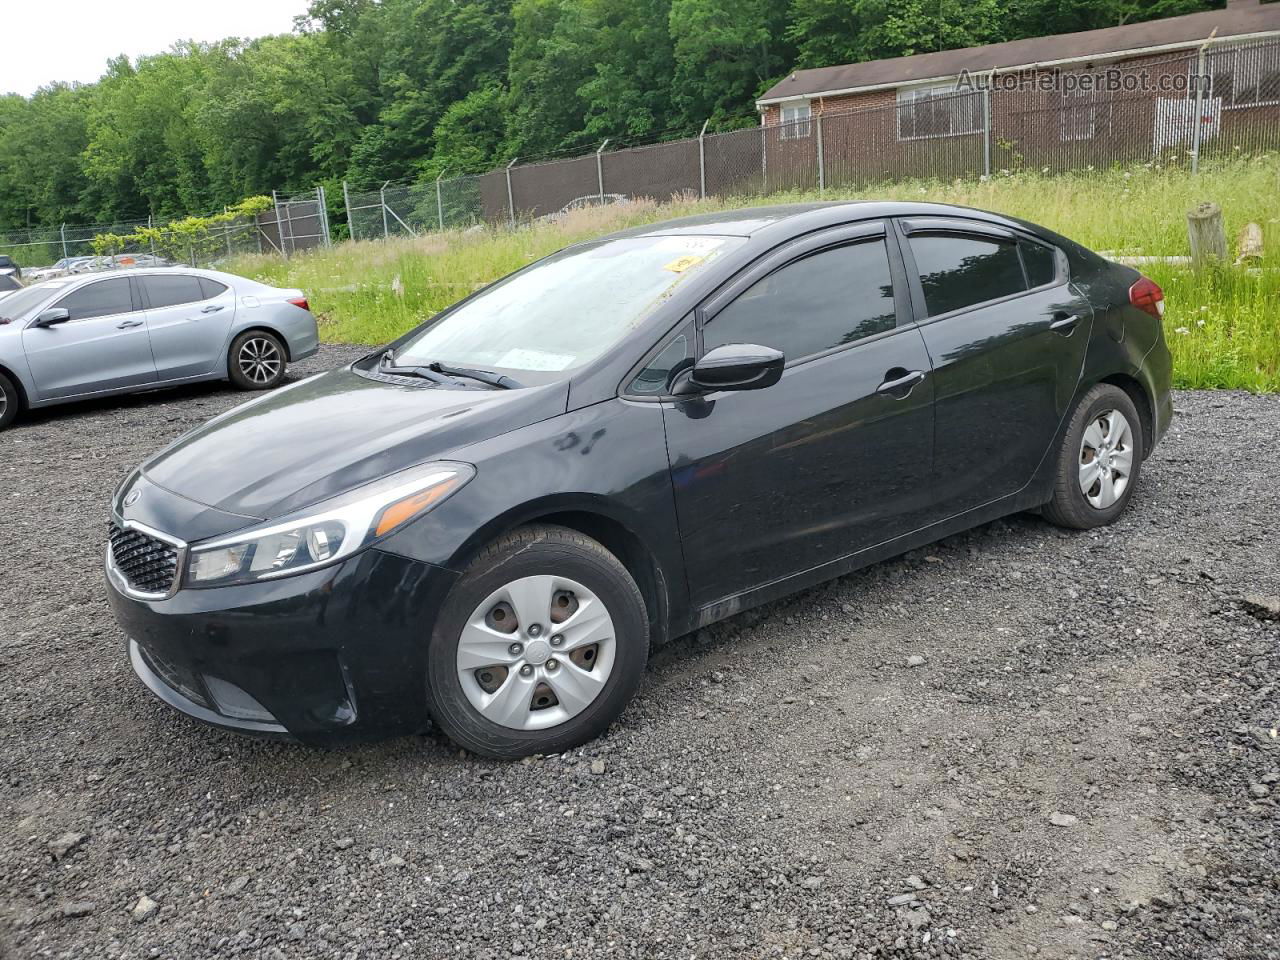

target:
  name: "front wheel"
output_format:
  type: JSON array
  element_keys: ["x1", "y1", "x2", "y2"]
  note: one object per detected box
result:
[
  {"x1": 228, "y1": 330, "x2": 287, "y2": 390},
  {"x1": 0, "y1": 371, "x2": 19, "y2": 430},
  {"x1": 1043, "y1": 383, "x2": 1144, "y2": 530},
  {"x1": 426, "y1": 525, "x2": 649, "y2": 758}
]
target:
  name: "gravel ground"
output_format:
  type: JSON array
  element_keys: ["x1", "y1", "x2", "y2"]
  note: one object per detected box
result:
[{"x1": 1, "y1": 344, "x2": 1277, "y2": 960}]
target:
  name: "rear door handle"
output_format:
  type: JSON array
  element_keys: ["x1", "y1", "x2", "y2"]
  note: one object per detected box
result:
[
  {"x1": 877, "y1": 369, "x2": 926, "y2": 397},
  {"x1": 1049, "y1": 313, "x2": 1081, "y2": 335},
  {"x1": 116, "y1": 319, "x2": 144, "y2": 329},
  {"x1": 201, "y1": 304, "x2": 225, "y2": 314}
]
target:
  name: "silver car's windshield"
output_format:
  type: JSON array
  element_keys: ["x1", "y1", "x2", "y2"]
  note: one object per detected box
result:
[
  {"x1": 0, "y1": 279, "x2": 73, "y2": 321},
  {"x1": 395, "y1": 235, "x2": 743, "y2": 375}
]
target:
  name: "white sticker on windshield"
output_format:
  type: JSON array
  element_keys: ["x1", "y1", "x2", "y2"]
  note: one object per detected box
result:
[
  {"x1": 653, "y1": 236, "x2": 724, "y2": 255},
  {"x1": 497, "y1": 348, "x2": 576, "y2": 371}
]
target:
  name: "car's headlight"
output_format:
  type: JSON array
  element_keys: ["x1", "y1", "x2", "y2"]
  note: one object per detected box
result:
[{"x1": 183, "y1": 461, "x2": 474, "y2": 588}]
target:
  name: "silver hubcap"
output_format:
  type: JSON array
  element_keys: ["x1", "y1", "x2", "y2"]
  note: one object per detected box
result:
[
  {"x1": 1079, "y1": 408, "x2": 1134, "y2": 509},
  {"x1": 0, "y1": 387, "x2": 7, "y2": 419},
  {"x1": 239, "y1": 338, "x2": 282, "y2": 385},
  {"x1": 457, "y1": 575, "x2": 616, "y2": 731}
]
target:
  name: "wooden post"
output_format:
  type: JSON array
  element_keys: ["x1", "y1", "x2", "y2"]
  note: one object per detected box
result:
[{"x1": 1186, "y1": 202, "x2": 1226, "y2": 268}]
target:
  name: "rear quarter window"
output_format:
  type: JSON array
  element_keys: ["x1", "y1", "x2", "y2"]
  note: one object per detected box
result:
[{"x1": 1020, "y1": 240, "x2": 1059, "y2": 288}]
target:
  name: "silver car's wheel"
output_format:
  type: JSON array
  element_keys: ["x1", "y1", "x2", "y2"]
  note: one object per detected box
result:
[
  {"x1": 1078, "y1": 408, "x2": 1134, "y2": 509},
  {"x1": 456, "y1": 574, "x2": 617, "y2": 731},
  {"x1": 238, "y1": 336, "x2": 283, "y2": 386}
]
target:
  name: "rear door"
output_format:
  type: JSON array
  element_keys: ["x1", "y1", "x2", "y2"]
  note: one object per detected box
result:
[
  {"x1": 656, "y1": 222, "x2": 936, "y2": 609},
  {"x1": 141, "y1": 274, "x2": 237, "y2": 381},
  {"x1": 22, "y1": 276, "x2": 156, "y2": 400},
  {"x1": 896, "y1": 218, "x2": 1093, "y2": 515}
]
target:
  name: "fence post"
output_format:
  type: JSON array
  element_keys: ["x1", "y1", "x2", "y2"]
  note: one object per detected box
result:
[
  {"x1": 224, "y1": 207, "x2": 233, "y2": 258},
  {"x1": 698, "y1": 119, "x2": 709, "y2": 199},
  {"x1": 379, "y1": 181, "x2": 391, "y2": 239},
  {"x1": 343, "y1": 180, "x2": 355, "y2": 241},
  {"x1": 816, "y1": 113, "x2": 825, "y2": 194},
  {"x1": 1191, "y1": 42, "x2": 1208, "y2": 174},
  {"x1": 505, "y1": 158, "x2": 518, "y2": 228},
  {"x1": 595, "y1": 140, "x2": 610, "y2": 199},
  {"x1": 148, "y1": 214, "x2": 156, "y2": 258},
  {"x1": 272, "y1": 190, "x2": 289, "y2": 258},
  {"x1": 60, "y1": 223, "x2": 68, "y2": 259},
  {"x1": 760, "y1": 124, "x2": 767, "y2": 194},
  {"x1": 317, "y1": 185, "x2": 332, "y2": 247},
  {"x1": 982, "y1": 79, "x2": 992, "y2": 177},
  {"x1": 436, "y1": 168, "x2": 449, "y2": 231}
]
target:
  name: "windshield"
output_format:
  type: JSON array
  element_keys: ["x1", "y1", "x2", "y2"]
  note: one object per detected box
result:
[
  {"x1": 0, "y1": 278, "x2": 69, "y2": 321},
  {"x1": 394, "y1": 234, "x2": 743, "y2": 375}
]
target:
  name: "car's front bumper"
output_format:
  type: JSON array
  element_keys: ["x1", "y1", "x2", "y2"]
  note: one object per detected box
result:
[{"x1": 107, "y1": 547, "x2": 458, "y2": 745}]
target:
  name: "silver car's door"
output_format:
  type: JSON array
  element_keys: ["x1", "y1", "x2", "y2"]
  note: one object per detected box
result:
[
  {"x1": 21, "y1": 276, "x2": 158, "y2": 400},
  {"x1": 140, "y1": 274, "x2": 237, "y2": 381}
]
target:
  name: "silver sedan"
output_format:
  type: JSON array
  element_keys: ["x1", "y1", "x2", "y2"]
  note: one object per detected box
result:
[{"x1": 0, "y1": 268, "x2": 319, "y2": 430}]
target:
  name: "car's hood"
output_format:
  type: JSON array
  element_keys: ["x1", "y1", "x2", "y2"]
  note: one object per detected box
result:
[{"x1": 142, "y1": 367, "x2": 569, "y2": 521}]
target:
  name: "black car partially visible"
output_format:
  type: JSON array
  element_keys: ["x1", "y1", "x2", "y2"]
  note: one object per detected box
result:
[{"x1": 0, "y1": 255, "x2": 21, "y2": 279}]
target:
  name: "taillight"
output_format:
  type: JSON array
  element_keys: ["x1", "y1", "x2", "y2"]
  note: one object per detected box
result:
[
  {"x1": 287, "y1": 296, "x2": 310, "y2": 312},
  {"x1": 1129, "y1": 276, "x2": 1164, "y2": 318}
]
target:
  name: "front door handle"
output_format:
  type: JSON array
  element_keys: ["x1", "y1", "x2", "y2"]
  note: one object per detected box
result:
[
  {"x1": 1049, "y1": 313, "x2": 1081, "y2": 335},
  {"x1": 201, "y1": 304, "x2": 225, "y2": 314},
  {"x1": 877, "y1": 369, "x2": 926, "y2": 397},
  {"x1": 116, "y1": 319, "x2": 144, "y2": 329}
]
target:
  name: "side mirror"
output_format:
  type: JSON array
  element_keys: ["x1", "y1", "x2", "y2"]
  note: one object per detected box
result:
[
  {"x1": 673, "y1": 343, "x2": 785, "y2": 396},
  {"x1": 34, "y1": 308, "x2": 71, "y2": 328}
]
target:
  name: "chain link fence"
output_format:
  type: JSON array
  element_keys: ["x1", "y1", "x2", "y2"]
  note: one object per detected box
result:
[
  {"x1": 345, "y1": 35, "x2": 1280, "y2": 240},
  {"x1": 0, "y1": 190, "x2": 332, "y2": 271}
]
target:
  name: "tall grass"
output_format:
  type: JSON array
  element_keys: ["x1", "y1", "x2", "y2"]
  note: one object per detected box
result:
[{"x1": 228, "y1": 154, "x2": 1280, "y2": 391}]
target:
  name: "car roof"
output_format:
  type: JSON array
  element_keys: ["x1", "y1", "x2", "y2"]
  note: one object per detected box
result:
[{"x1": 604, "y1": 200, "x2": 1048, "y2": 242}]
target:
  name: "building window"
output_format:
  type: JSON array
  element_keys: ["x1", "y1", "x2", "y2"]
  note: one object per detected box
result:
[
  {"x1": 897, "y1": 84, "x2": 982, "y2": 140},
  {"x1": 1203, "y1": 43, "x2": 1280, "y2": 109},
  {"x1": 779, "y1": 101, "x2": 812, "y2": 139},
  {"x1": 1061, "y1": 88, "x2": 1098, "y2": 141}
]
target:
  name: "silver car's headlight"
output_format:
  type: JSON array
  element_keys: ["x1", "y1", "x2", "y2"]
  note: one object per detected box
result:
[{"x1": 184, "y1": 461, "x2": 474, "y2": 588}]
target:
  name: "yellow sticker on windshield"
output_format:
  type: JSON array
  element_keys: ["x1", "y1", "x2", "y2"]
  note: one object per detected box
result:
[{"x1": 664, "y1": 255, "x2": 704, "y2": 273}]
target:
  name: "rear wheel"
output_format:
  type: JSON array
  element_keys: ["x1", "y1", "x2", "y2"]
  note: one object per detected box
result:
[
  {"x1": 1043, "y1": 383, "x2": 1144, "y2": 530},
  {"x1": 0, "y1": 371, "x2": 19, "y2": 430},
  {"x1": 426, "y1": 525, "x2": 649, "y2": 758},
  {"x1": 228, "y1": 330, "x2": 287, "y2": 390}
]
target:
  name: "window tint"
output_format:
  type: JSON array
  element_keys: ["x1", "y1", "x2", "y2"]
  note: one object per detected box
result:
[
  {"x1": 909, "y1": 235, "x2": 1027, "y2": 317},
  {"x1": 55, "y1": 278, "x2": 134, "y2": 321},
  {"x1": 144, "y1": 274, "x2": 207, "y2": 309},
  {"x1": 199, "y1": 277, "x2": 229, "y2": 300},
  {"x1": 629, "y1": 325, "x2": 693, "y2": 395},
  {"x1": 1021, "y1": 240, "x2": 1058, "y2": 288},
  {"x1": 0, "y1": 274, "x2": 20, "y2": 291},
  {"x1": 705, "y1": 240, "x2": 897, "y2": 361}
]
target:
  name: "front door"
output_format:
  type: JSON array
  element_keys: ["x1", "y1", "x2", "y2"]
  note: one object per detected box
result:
[
  {"x1": 896, "y1": 219, "x2": 1093, "y2": 515},
  {"x1": 660, "y1": 224, "x2": 936, "y2": 610},
  {"x1": 22, "y1": 276, "x2": 157, "y2": 400},
  {"x1": 141, "y1": 273, "x2": 237, "y2": 381}
]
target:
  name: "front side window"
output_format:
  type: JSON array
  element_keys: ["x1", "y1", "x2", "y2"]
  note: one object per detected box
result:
[
  {"x1": 909, "y1": 234, "x2": 1028, "y2": 317},
  {"x1": 144, "y1": 275, "x2": 207, "y2": 309},
  {"x1": 897, "y1": 86, "x2": 982, "y2": 140},
  {"x1": 394, "y1": 235, "x2": 742, "y2": 376},
  {"x1": 53, "y1": 278, "x2": 134, "y2": 321},
  {"x1": 704, "y1": 240, "x2": 897, "y2": 361},
  {"x1": 779, "y1": 101, "x2": 812, "y2": 139}
]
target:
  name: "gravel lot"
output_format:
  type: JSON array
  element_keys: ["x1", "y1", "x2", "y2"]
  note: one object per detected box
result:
[{"x1": 1, "y1": 344, "x2": 1277, "y2": 960}]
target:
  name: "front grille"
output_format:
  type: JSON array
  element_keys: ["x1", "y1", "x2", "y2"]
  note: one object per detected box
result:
[{"x1": 109, "y1": 523, "x2": 179, "y2": 595}]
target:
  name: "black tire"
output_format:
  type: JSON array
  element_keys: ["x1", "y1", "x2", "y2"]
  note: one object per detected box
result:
[
  {"x1": 426, "y1": 524, "x2": 649, "y2": 758},
  {"x1": 0, "y1": 371, "x2": 19, "y2": 430},
  {"x1": 228, "y1": 330, "x2": 287, "y2": 391},
  {"x1": 1042, "y1": 383, "x2": 1144, "y2": 530}
]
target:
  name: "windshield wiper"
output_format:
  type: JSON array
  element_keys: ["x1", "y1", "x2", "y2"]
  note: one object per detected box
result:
[
  {"x1": 427, "y1": 361, "x2": 522, "y2": 390},
  {"x1": 380, "y1": 363, "x2": 459, "y2": 386}
]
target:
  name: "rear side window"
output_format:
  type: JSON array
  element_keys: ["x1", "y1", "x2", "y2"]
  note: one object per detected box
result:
[
  {"x1": 1021, "y1": 240, "x2": 1058, "y2": 288},
  {"x1": 54, "y1": 278, "x2": 134, "y2": 321},
  {"x1": 199, "y1": 277, "x2": 229, "y2": 299},
  {"x1": 909, "y1": 235, "x2": 1026, "y2": 317},
  {"x1": 704, "y1": 239, "x2": 897, "y2": 361},
  {"x1": 144, "y1": 274, "x2": 207, "y2": 309}
]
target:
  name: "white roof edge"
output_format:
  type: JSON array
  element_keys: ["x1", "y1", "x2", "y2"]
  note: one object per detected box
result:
[{"x1": 755, "y1": 29, "x2": 1280, "y2": 108}]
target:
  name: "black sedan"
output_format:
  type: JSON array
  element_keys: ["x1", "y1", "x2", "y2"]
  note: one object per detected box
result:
[{"x1": 106, "y1": 202, "x2": 1173, "y2": 758}]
